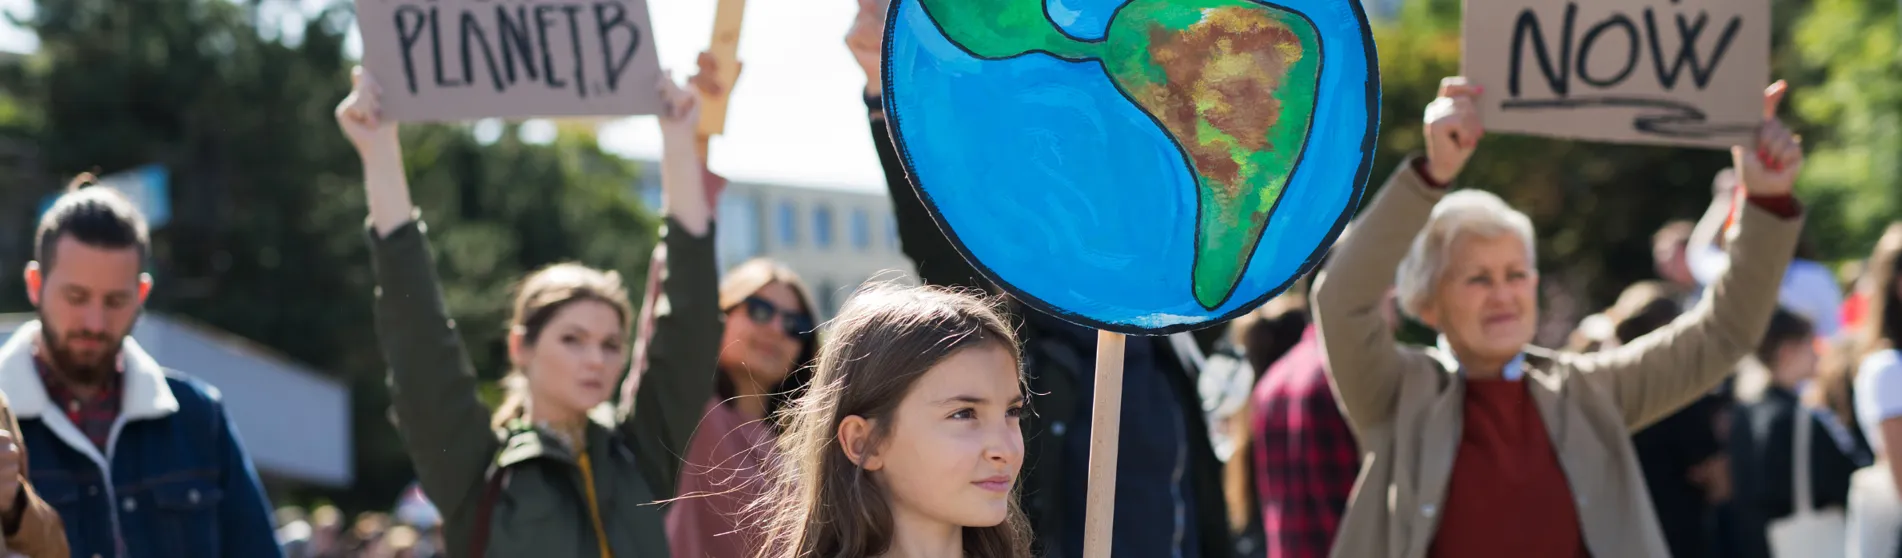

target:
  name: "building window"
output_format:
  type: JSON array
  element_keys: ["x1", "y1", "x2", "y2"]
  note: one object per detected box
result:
[
  {"x1": 813, "y1": 205, "x2": 835, "y2": 249},
  {"x1": 777, "y1": 200, "x2": 799, "y2": 248},
  {"x1": 716, "y1": 194, "x2": 762, "y2": 271},
  {"x1": 886, "y1": 215, "x2": 900, "y2": 252},
  {"x1": 850, "y1": 208, "x2": 872, "y2": 252}
]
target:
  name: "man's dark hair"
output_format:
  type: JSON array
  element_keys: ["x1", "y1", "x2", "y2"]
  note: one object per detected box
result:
[
  {"x1": 34, "y1": 176, "x2": 150, "y2": 274},
  {"x1": 1757, "y1": 308, "x2": 1816, "y2": 365}
]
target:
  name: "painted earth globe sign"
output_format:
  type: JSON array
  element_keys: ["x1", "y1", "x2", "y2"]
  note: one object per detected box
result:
[{"x1": 883, "y1": 0, "x2": 1381, "y2": 335}]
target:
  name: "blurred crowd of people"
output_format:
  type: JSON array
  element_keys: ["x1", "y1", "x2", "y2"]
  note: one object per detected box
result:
[
  {"x1": 272, "y1": 485, "x2": 446, "y2": 558},
  {"x1": 3, "y1": 1, "x2": 1900, "y2": 557}
]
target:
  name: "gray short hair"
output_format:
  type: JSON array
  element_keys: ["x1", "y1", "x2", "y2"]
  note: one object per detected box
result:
[{"x1": 1394, "y1": 190, "x2": 1537, "y2": 318}]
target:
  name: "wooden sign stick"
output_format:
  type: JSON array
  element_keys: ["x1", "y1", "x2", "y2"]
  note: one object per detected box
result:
[
  {"x1": 1082, "y1": 330, "x2": 1126, "y2": 558},
  {"x1": 697, "y1": 0, "x2": 747, "y2": 159}
]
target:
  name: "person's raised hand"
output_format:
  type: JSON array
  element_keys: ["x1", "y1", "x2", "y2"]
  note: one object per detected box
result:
[
  {"x1": 1711, "y1": 167, "x2": 1739, "y2": 199},
  {"x1": 846, "y1": 0, "x2": 888, "y2": 95},
  {"x1": 1733, "y1": 81, "x2": 1803, "y2": 198},
  {"x1": 657, "y1": 73, "x2": 702, "y2": 144},
  {"x1": 688, "y1": 51, "x2": 743, "y2": 101},
  {"x1": 335, "y1": 67, "x2": 401, "y2": 163},
  {"x1": 1422, "y1": 76, "x2": 1484, "y2": 184}
]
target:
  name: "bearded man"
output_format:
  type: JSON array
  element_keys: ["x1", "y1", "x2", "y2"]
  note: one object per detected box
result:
[{"x1": 0, "y1": 183, "x2": 280, "y2": 558}]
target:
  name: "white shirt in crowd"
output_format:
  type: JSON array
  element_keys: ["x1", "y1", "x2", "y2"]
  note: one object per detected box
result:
[{"x1": 1853, "y1": 349, "x2": 1902, "y2": 455}]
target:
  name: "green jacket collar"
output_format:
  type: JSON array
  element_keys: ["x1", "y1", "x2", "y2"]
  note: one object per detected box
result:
[{"x1": 493, "y1": 419, "x2": 622, "y2": 469}]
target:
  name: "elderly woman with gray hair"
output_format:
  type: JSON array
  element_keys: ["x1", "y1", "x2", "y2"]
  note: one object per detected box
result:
[{"x1": 1316, "y1": 76, "x2": 1808, "y2": 558}]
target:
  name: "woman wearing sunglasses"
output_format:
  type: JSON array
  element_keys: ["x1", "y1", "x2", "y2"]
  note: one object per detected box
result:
[{"x1": 664, "y1": 257, "x2": 822, "y2": 558}]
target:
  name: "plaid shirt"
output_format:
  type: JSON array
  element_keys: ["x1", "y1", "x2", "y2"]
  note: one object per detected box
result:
[
  {"x1": 1251, "y1": 326, "x2": 1359, "y2": 558},
  {"x1": 34, "y1": 350, "x2": 124, "y2": 452}
]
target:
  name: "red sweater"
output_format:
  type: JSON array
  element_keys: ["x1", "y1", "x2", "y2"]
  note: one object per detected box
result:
[{"x1": 1428, "y1": 379, "x2": 1590, "y2": 558}]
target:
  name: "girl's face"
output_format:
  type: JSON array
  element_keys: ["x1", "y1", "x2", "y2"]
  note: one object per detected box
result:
[
  {"x1": 857, "y1": 343, "x2": 1025, "y2": 529},
  {"x1": 514, "y1": 300, "x2": 626, "y2": 417}
]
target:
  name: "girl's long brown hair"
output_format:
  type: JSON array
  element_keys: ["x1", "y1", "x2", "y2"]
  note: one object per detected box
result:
[
  {"x1": 1815, "y1": 223, "x2": 1902, "y2": 423},
  {"x1": 1859, "y1": 223, "x2": 1902, "y2": 359},
  {"x1": 754, "y1": 284, "x2": 1032, "y2": 558}
]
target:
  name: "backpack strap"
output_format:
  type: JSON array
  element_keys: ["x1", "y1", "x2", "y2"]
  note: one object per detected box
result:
[{"x1": 468, "y1": 465, "x2": 508, "y2": 558}]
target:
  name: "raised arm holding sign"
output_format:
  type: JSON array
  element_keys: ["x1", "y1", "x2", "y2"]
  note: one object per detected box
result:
[
  {"x1": 338, "y1": 65, "x2": 724, "y2": 558},
  {"x1": 1319, "y1": 77, "x2": 1804, "y2": 558}
]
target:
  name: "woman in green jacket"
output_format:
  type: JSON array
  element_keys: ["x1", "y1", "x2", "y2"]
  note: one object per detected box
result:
[{"x1": 335, "y1": 67, "x2": 720, "y2": 558}]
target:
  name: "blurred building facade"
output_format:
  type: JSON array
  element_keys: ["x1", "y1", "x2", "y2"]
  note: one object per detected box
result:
[{"x1": 636, "y1": 166, "x2": 915, "y2": 319}]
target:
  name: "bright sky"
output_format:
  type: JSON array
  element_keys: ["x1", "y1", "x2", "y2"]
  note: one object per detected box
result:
[
  {"x1": 601, "y1": 0, "x2": 886, "y2": 193},
  {"x1": 0, "y1": 0, "x2": 34, "y2": 53},
  {"x1": 0, "y1": 0, "x2": 886, "y2": 193}
]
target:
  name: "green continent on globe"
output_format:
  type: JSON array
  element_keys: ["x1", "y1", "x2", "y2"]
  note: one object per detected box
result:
[{"x1": 914, "y1": 0, "x2": 1321, "y2": 309}]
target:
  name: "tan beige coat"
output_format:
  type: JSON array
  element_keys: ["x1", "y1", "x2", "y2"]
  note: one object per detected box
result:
[{"x1": 1314, "y1": 159, "x2": 1800, "y2": 558}]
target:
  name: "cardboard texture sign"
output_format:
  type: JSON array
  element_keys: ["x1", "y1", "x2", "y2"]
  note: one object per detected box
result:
[
  {"x1": 356, "y1": 0, "x2": 664, "y2": 122},
  {"x1": 1462, "y1": 0, "x2": 1769, "y2": 149}
]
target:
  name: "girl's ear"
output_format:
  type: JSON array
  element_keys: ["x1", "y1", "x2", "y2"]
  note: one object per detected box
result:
[
  {"x1": 837, "y1": 415, "x2": 884, "y2": 471},
  {"x1": 508, "y1": 327, "x2": 529, "y2": 369}
]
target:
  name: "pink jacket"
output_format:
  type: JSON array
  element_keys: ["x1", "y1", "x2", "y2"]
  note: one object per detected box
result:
[{"x1": 667, "y1": 399, "x2": 773, "y2": 558}]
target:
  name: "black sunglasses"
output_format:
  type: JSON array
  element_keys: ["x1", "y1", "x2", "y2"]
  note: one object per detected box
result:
[{"x1": 742, "y1": 296, "x2": 814, "y2": 338}]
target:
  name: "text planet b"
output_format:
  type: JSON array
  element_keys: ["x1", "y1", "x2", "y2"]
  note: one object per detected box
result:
[{"x1": 358, "y1": 0, "x2": 665, "y2": 122}]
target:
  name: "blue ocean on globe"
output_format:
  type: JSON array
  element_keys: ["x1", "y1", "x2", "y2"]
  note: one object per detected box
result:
[{"x1": 884, "y1": 0, "x2": 1380, "y2": 334}]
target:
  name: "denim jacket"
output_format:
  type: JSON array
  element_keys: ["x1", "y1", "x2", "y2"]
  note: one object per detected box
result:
[{"x1": 0, "y1": 321, "x2": 282, "y2": 558}]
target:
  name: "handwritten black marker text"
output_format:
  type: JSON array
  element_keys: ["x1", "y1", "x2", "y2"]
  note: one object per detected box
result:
[
  {"x1": 390, "y1": 0, "x2": 645, "y2": 99},
  {"x1": 1507, "y1": 1, "x2": 1742, "y2": 98}
]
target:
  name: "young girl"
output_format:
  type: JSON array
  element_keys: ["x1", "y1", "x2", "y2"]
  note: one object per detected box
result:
[
  {"x1": 337, "y1": 66, "x2": 719, "y2": 557},
  {"x1": 756, "y1": 285, "x2": 1033, "y2": 558}
]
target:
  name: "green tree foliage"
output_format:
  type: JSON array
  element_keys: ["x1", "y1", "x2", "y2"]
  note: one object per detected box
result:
[
  {"x1": 1791, "y1": 0, "x2": 1902, "y2": 253},
  {"x1": 0, "y1": 0, "x2": 657, "y2": 513}
]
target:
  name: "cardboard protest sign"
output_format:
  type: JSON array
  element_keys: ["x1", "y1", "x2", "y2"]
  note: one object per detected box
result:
[
  {"x1": 1462, "y1": 0, "x2": 1769, "y2": 149},
  {"x1": 356, "y1": 0, "x2": 664, "y2": 122},
  {"x1": 883, "y1": 0, "x2": 1379, "y2": 335}
]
